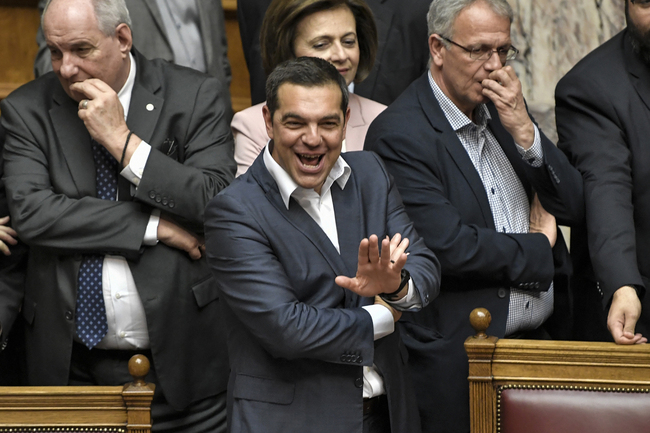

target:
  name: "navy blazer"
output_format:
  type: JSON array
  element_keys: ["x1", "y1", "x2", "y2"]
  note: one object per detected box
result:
[
  {"x1": 365, "y1": 73, "x2": 583, "y2": 433},
  {"x1": 205, "y1": 150, "x2": 440, "y2": 433}
]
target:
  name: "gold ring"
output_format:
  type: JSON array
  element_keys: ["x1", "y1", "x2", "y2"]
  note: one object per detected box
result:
[{"x1": 81, "y1": 99, "x2": 89, "y2": 110}]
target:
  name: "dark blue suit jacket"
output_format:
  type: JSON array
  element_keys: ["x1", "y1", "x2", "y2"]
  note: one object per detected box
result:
[
  {"x1": 365, "y1": 73, "x2": 584, "y2": 433},
  {"x1": 205, "y1": 150, "x2": 440, "y2": 433}
]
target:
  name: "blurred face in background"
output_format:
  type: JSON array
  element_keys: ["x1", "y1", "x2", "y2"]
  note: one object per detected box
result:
[
  {"x1": 628, "y1": 0, "x2": 650, "y2": 65},
  {"x1": 293, "y1": 5, "x2": 360, "y2": 85}
]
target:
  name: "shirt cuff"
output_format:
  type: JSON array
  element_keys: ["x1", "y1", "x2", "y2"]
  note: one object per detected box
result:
[
  {"x1": 515, "y1": 125, "x2": 543, "y2": 167},
  {"x1": 143, "y1": 209, "x2": 160, "y2": 246},
  {"x1": 362, "y1": 304, "x2": 394, "y2": 341},
  {"x1": 120, "y1": 141, "x2": 151, "y2": 186},
  {"x1": 387, "y1": 279, "x2": 423, "y2": 311}
]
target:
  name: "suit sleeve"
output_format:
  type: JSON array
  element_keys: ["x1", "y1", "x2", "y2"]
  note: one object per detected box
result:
[
  {"x1": 1, "y1": 97, "x2": 151, "y2": 255},
  {"x1": 365, "y1": 123, "x2": 555, "y2": 291},
  {"x1": 132, "y1": 75, "x2": 235, "y2": 231},
  {"x1": 369, "y1": 152, "x2": 441, "y2": 307},
  {"x1": 204, "y1": 192, "x2": 376, "y2": 365},
  {"x1": 232, "y1": 106, "x2": 267, "y2": 176},
  {"x1": 556, "y1": 70, "x2": 641, "y2": 304},
  {"x1": 518, "y1": 122, "x2": 585, "y2": 226}
]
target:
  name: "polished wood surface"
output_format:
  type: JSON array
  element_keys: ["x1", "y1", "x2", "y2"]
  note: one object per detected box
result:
[
  {"x1": 465, "y1": 308, "x2": 650, "y2": 433},
  {"x1": 0, "y1": 0, "x2": 252, "y2": 111},
  {"x1": 0, "y1": 355, "x2": 154, "y2": 432}
]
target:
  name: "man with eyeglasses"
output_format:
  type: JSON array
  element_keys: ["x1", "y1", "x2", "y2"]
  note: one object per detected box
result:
[
  {"x1": 365, "y1": 1, "x2": 584, "y2": 432},
  {"x1": 556, "y1": 0, "x2": 650, "y2": 346}
]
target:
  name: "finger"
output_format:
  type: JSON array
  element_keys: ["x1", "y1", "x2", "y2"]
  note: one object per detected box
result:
[
  {"x1": 481, "y1": 78, "x2": 505, "y2": 95},
  {"x1": 188, "y1": 245, "x2": 201, "y2": 260},
  {"x1": 380, "y1": 236, "x2": 392, "y2": 266},
  {"x1": 481, "y1": 86, "x2": 502, "y2": 105},
  {"x1": 0, "y1": 241, "x2": 10, "y2": 256},
  {"x1": 70, "y1": 79, "x2": 112, "y2": 99},
  {"x1": 392, "y1": 237, "x2": 410, "y2": 260},
  {"x1": 0, "y1": 231, "x2": 18, "y2": 245},
  {"x1": 501, "y1": 65, "x2": 518, "y2": 82},
  {"x1": 335, "y1": 275, "x2": 355, "y2": 291},
  {"x1": 0, "y1": 224, "x2": 18, "y2": 238},
  {"x1": 367, "y1": 234, "x2": 380, "y2": 264},
  {"x1": 389, "y1": 233, "x2": 402, "y2": 251},
  {"x1": 357, "y1": 238, "x2": 369, "y2": 264},
  {"x1": 0, "y1": 215, "x2": 9, "y2": 224}
]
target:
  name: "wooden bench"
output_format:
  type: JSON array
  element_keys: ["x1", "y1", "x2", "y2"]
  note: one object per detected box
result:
[{"x1": 465, "y1": 308, "x2": 650, "y2": 433}]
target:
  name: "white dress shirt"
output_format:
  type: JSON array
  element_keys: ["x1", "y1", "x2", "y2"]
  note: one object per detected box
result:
[
  {"x1": 263, "y1": 144, "x2": 419, "y2": 398},
  {"x1": 91, "y1": 53, "x2": 158, "y2": 350},
  {"x1": 428, "y1": 71, "x2": 553, "y2": 335}
]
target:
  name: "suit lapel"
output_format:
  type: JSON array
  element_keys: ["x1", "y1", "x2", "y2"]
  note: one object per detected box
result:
[
  {"x1": 126, "y1": 52, "x2": 165, "y2": 145},
  {"x1": 332, "y1": 177, "x2": 361, "y2": 278},
  {"x1": 250, "y1": 155, "x2": 351, "y2": 279},
  {"x1": 50, "y1": 87, "x2": 95, "y2": 198},
  {"x1": 331, "y1": 176, "x2": 368, "y2": 308},
  {"x1": 416, "y1": 75, "x2": 495, "y2": 227},
  {"x1": 625, "y1": 31, "x2": 650, "y2": 113}
]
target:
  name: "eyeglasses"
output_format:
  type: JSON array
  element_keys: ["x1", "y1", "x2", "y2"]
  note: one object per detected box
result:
[
  {"x1": 438, "y1": 35, "x2": 519, "y2": 62},
  {"x1": 631, "y1": 0, "x2": 650, "y2": 4}
]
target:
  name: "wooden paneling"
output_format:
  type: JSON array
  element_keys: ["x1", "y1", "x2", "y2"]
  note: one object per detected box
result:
[
  {"x1": 0, "y1": 4, "x2": 39, "y2": 99},
  {"x1": 223, "y1": 0, "x2": 251, "y2": 112}
]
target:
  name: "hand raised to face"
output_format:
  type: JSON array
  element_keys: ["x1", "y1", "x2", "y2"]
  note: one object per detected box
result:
[{"x1": 481, "y1": 65, "x2": 535, "y2": 149}]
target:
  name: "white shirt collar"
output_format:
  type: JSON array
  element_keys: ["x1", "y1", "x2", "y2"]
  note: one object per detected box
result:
[
  {"x1": 262, "y1": 141, "x2": 352, "y2": 209},
  {"x1": 117, "y1": 52, "x2": 137, "y2": 119}
]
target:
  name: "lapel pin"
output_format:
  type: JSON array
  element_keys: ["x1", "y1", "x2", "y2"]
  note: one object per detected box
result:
[{"x1": 146, "y1": 103, "x2": 154, "y2": 112}]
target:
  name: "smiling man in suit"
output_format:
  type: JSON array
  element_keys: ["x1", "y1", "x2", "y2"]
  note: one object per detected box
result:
[
  {"x1": 364, "y1": 0, "x2": 584, "y2": 432},
  {"x1": 205, "y1": 56, "x2": 440, "y2": 433},
  {"x1": 2, "y1": 0, "x2": 235, "y2": 431}
]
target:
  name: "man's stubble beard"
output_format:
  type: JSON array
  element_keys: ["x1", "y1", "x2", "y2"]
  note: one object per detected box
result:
[{"x1": 628, "y1": 9, "x2": 650, "y2": 66}]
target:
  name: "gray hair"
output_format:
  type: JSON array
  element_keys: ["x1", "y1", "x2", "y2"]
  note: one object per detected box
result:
[
  {"x1": 427, "y1": 0, "x2": 513, "y2": 39},
  {"x1": 43, "y1": 0, "x2": 132, "y2": 36}
]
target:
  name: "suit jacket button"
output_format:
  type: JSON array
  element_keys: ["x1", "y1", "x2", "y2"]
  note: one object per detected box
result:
[
  {"x1": 168, "y1": 200, "x2": 175, "y2": 208},
  {"x1": 340, "y1": 354, "x2": 347, "y2": 362},
  {"x1": 65, "y1": 311, "x2": 73, "y2": 321},
  {"x1": 357, "y1": 356, "x2": 363, "y2": 364},
  {"x1": 149, "y1": 191, "x2": 156, "y2": 200},
  {"x1": 497, "y1": 288, "x2": 507, "y2": 298},
  {"x1": 155, "y1": 194, "x2": 162, "y2": 203},
  {"x1": 534, "y1": 282, "x2": 540, "y2": 289},
  {"x1": 354, "y1": 377, "x2": 363, "y2": 388},
  {"x1": 162, "y1": 199, "x2": 168, "y2": 206}
]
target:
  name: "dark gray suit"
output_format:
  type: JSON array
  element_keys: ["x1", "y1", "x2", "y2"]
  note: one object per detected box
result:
[
  {"x1": 204, "y1": 150, "x2": 440, "y2": 433},
  {"x1": 2, "y1": 49, "x2": 235, "y2": 410},
  {"x1": 556, "y1": 29, "x2": 650, "y2": 341},
  {"x1": 35, "y1": 0, "x2": 232, "y2": 110}
]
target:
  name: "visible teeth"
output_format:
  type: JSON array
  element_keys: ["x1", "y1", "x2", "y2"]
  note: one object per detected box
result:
[{"x1": 301, "y1": 154, "x2": 319, "y2": 159}]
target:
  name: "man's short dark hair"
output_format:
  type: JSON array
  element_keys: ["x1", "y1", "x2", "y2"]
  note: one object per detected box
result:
[{"x1": 265, "y1": 57, "x2": 349, "y2": 121}]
